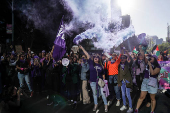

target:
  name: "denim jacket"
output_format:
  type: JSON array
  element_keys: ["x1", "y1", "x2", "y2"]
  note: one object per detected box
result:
[{"x1": 80, "y1": 62, "x2": 89, "y2": 80}]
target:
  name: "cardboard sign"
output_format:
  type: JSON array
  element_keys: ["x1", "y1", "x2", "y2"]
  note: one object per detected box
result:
[
  {"x1": 15, "y1": 45, "x2": 23, "y2": 53},
  {"x1": 71, "y1": 45, "x2": 79, "y2": 53}
]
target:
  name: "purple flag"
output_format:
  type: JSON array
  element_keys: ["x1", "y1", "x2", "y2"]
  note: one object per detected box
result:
[
  {"x1": 138, "y1": 33, "x2": 147, "y2": 46},
  {"x1": 53, "y1": 16, "x2": 66, "y2": 62}
]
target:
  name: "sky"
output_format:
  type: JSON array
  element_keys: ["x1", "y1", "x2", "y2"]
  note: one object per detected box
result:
[{"x1": 119, "y1": 0, "x2": 170, "y2": 41}]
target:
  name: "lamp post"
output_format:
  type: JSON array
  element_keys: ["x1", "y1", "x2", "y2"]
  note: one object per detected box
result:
[{"x1": 12, "y1": 0, "x2": 14, "y2": 45}]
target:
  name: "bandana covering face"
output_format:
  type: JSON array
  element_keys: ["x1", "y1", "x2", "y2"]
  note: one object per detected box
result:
[
  {"x1": 120, "y1": 64, "x2": 125, "y2": 70},
  {"x1": 111, "y1": 60, "x2": 115, "y2": 64}
]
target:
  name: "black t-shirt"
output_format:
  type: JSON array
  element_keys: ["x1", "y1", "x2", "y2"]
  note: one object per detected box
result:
[{"x1": 16, "y1": 60, "x2": 29, "y2": 74}]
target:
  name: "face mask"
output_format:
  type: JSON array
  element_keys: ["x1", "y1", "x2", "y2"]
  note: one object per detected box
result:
[{"x1": 111, "y1": 60, "x2": 115, "y2": 64}]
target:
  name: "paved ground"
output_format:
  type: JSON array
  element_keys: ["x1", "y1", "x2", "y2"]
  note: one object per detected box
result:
[{"x1": 16, "y1": 88, "x2": 170, "y2": 113}]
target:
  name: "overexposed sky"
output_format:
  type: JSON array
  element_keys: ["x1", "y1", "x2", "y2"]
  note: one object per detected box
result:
[{"x1": 118, "y1": 0, "x2": 170, "y2": 40}]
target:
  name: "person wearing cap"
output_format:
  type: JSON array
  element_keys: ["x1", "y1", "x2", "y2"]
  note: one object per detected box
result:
[
  {"x1": 117, "y1": 50, "x2": 133, "y2": 112},
  {"x1": 107, "y1": 49, "x2": 123, "y2": 107},
  {"x1": 135, "y1": 54, "x2": 161, "y2": 113},
  {"x1": 16, "y1": 53, "x2": 33, "y2": 97}
]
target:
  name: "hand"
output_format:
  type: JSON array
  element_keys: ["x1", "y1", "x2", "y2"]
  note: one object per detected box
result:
[
  {"x1": 148, "y1": 61, "x2": 152, "y2": 66},
  {"x1": 79, "y1": 45, "x2": 83, "y2": 50},
  {"x1": 17, "y1": 87, "x2": 21, "y2": 96}
]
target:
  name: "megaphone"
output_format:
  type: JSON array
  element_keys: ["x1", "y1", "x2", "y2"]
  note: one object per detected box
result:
[{"x1": 62, "y1": 58, "x2": 69, "y2": 66}]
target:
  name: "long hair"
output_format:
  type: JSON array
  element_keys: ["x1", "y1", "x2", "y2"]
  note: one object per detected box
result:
[
  {"x1": 93, "y1": 56, "x2": 103, "y2": 67},
  {"x1": 135, "y1": 53, "x2": 145, "y2": 68},
  {"x1": 146, "y1": 57, "x2": 160, "y2": 72}
]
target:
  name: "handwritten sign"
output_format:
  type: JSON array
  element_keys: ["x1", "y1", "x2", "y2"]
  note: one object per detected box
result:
[
  {"x1": 71, "y1": 45, "x2": 79, "y2": 53},
  {"x1": 15, "y1": 45, "x2": 23, "y2": 53}
]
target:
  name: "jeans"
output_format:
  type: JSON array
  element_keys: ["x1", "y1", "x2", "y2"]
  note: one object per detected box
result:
[
  {"x1": 90, "y1": 82, "x2": 107, "y2": 105},
  {"x1": 108, "y1": 75, "x2": 121, "y2": 100},
  {"x1": 18, "y1": 72, "x2": 32, "y2": 92},
  {"x1": 121, "y1": 80, "x2": 132, "y2": 108}
]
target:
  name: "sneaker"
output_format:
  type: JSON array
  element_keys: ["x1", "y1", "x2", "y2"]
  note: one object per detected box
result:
[
  {"x1": 47, "y1": 102, "x2": 53, "y2": 106},
  {"x1": 47, "y1": 95, "x2": 49, "y2": 99},
  {"x1": 93, "y1": 104, "x2": 98, "y2": 111},
  {"x1": 54, "y1": 103, "x2": 59, "y2": 107},
  {"x1": 108, "y1": 100, "x2": 112, "y2": 106},
  {"x1": 116, "y1": 100, "x2": 120, "y2": 106},
  {"x1": 30, "y1": 91, "x2": 33, "y2": 97},
  {"x1": 105, "y1": 105, "x2": 108, "y2": 112},
  {"x1": 127, "y1": 108, "x2": 133, "y2": 113},
  {"x1": 134, "y1": 109, "x2": 138, "y2": 113},
  {"x1": 120, "y1": 105, "x2": 127, "y2": 111},
  {"x1": 72, "y1": 103, "x2": 77, "y2": 109}
]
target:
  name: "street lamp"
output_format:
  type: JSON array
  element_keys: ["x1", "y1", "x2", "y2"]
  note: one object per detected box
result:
[{"x1": 12, "y1": 0, "x2": 14, "y2": 45}]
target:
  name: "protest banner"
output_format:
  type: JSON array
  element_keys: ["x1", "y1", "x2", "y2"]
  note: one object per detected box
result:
[
  {"x1": 158, "y1": 61, "x2": 170, "y2": 89},
  {"x1": 15, "y1": 45, "x2": 23, "y2": 53}
]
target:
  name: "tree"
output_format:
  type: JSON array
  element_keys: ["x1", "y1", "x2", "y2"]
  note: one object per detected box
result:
[{"x1": 158, "y1": 42, "x2": 170, "y2": 53}]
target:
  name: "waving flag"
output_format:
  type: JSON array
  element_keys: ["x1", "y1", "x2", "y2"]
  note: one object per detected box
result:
[
  {"x1": 53, "y1": 16, "x2": 66, "y2": 62},
  {"x1": 132, "y1": 47, "x2": 138, "y2": 54},
  {"x1": 153, "y1": 45, "x2": 160, "y2": 57}
]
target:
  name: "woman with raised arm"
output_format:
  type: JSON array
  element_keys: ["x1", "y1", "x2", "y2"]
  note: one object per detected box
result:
[{"x1": 79, "y1": 45, "x2": 108, "y2": 112}]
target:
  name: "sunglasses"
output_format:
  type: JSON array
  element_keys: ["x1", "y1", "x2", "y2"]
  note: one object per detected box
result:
[
  {"x1": 94, "y1": 56, "x2": 99, "y2": 58},
  {"x1": 120, "y1": 57, "x2": 126, "y2": 59}
]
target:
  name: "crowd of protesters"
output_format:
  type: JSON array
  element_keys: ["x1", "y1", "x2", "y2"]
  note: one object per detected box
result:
[{"x1": 0, "y1": 44, "x2": 170, "y2": 113}]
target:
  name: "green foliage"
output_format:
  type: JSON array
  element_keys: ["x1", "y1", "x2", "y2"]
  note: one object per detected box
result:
[{"x1": 158, "y1": 42, "x2": 170, "y2": 53}]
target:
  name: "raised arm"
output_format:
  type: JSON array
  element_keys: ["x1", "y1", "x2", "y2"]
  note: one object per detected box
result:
[
  {"x1": 79, "y1": 45, "x2": 90, "y2": 60},
  {"x1": 139, "y1": 45, "x2": 148, "y2": 63}
]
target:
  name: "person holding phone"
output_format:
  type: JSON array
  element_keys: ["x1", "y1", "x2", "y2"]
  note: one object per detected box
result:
[{"x1": 135, "y1": 54, "x2": 161, "y2": 113}]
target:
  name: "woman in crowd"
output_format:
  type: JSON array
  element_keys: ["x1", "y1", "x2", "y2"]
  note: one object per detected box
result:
[
  {"x1": 42, "y1": 54, "x2": 50, "y2": 90},
  {"x1": 79, "y1": 55, "x2": 91, "y2": 104},
  {"x1": 62, "y1": 56, "x2": 79, "y2": 109},
  {"x1": 8, "y1": 53, "x2": 17, "y2": 86},
  {"x1": 157, "y1": 55, "x2": 163, "y2": 61},
  {"x1": 135, "y1": 55, "x2": 161, "y2": 113},
  {"x1": 134, "y1": 53, "x2": 146, "y2": 90},
  {"x1": 31, "y1": 56, "x2": 42, "y2": 94},
  {"x1": 118, "y1": 50, "x2": 133, "y2": 113},
  {"x1": 16, "y1": 53, "x2": 33, "y2": 97},
  {"x1": 79, "y1": 45, "x2": 108, "y2": 112}
]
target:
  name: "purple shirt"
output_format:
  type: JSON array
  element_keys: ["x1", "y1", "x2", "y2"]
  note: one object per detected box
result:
[{"x1": 88, "y1": 58, "x2": 104, "y2": 82}]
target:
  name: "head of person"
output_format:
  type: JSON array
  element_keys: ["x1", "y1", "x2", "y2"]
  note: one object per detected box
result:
[
  {"x1": 149, "y1": 55, "x2": 159, "y2": 67},
  {"x1": 45, "y1": 54, "x2": 49, "y2": 60},
  {"x1": 137, "y1": 53, "x2": 144, "y2": 60},
  {"x1": 10, "y1": 54, "x2": 14, "y2": 59},
  {"x1": 19, "y1": 54, "x2": 25, "y2": 60},
  {"x1": 120, "y1": 55, "x2": 127, "y2": 63},
  {"x1": 101, "y1": 54, "x2": 106, "y2": 60},
  {"x1": 39, "y1": 52, "x2": 42, "y2": 57},
  {"x1": 73, "y1": 56, "x2": 78, "y2": 63},
  {"x1": 158, "y1": 55, "x2": 163, "y2": 61},
  {"x1": 93, "y1": 55, "x2": 100, "y2": 64},
  {"x1": 111, "y1": 53, "x2": 117, "y2": 60},
  {"x1": 42, "y1": 50, "x2": 46, "y2": 57},
  {"x1": 28, "y1": 47, "x2": 31, "y2": 51}
]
